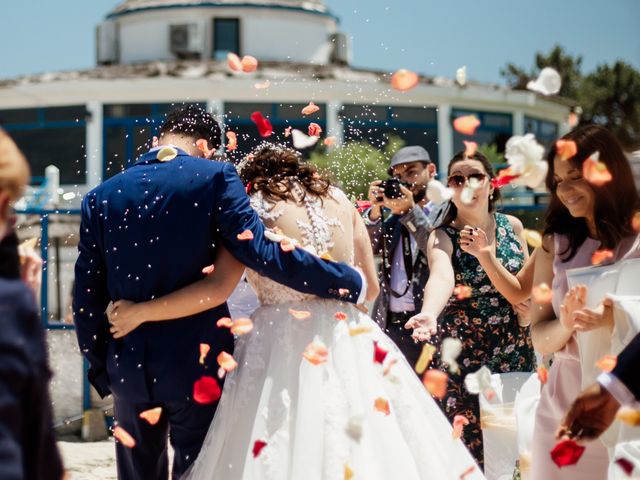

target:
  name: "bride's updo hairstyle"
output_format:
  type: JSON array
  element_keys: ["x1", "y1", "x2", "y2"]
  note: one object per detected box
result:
[{"x1": 239, "y1": 143, "x2": 331, "y2": 201}]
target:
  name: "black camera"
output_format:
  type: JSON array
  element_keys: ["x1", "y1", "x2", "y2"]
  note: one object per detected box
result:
[{"x1": 376, "y1": 178, "x2": 404, "y2": 201}]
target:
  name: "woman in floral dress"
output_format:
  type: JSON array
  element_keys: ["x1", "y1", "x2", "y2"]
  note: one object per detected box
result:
[{"x1": 406, "y1": 150, "x2": 536, "y2": 468}]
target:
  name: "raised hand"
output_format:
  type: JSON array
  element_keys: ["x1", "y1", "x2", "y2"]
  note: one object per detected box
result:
[
  {"x1": 384, "y1": 184, "x2": 415, "y2": 216},
  {"x1": 459, "y1": 225, "x2": 494, "y2": 259},
  {"x1": 405, "y1": 312, "x2": 437, "y2": 342},
  {"x1": 574, "y1": 297, "x2": 614, "y2": 333},
  {"x1": 108, "y1": 299, "x2": 144, "y2": 338}
]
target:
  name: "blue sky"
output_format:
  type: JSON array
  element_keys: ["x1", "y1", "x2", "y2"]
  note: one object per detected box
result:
[{"x1": 0, "y1": 0, "x2": 638, "y2": 83}]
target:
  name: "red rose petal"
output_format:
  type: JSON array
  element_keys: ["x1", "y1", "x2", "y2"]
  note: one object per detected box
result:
[
  {"x1": 550, "y1": 439, "x2": 586, "y2": 468},
  {"x1": 373, "y1": 340, "x2": 388, "y2": 364},
  {"x1": 334, "y1": 311, "x2": 347, "y2": 321},
  {"x1": 252, "y1": 439, "x2": 267, "y2": 458},
  {"x1": 614, "y1": 457, "x2": 635, "y2": 476},
  {"x1": 250, "y1": 111, "x2": 273, "y2": 137},
  {"x1": 193, "y1": 376, "x2": 222, "y2": 404},
  {"x1": 308, "y1": 122, "x2": 322, "y2": 137}
]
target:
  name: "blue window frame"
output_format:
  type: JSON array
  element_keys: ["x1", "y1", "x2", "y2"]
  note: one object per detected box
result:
[
  {"x1": 213, "y1": 18, "x2": 240, "y2": 60},
  {"x1": 0, "y1": 106, "x2": 88, "y2": 185},
  {"x1": 451, "y1": 109, "x2": 513, "y2": 155}
]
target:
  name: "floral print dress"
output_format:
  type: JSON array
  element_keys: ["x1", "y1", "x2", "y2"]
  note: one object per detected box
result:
[{"x1": 434, "y1": 212, "x2": 536, "y2": 469}]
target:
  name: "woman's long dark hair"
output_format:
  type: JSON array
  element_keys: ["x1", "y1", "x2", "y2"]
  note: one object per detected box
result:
[
  {"x1": 440, "y1": 150, "x2": 502, "y2": 226},
  {"x1": 544, "y1": 124, "x2": 640, "y2": 261},
  {"x1": 240, "y1": 143, "x2": 331, "y2": 201}
]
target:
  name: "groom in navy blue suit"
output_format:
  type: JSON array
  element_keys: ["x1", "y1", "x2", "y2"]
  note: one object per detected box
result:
[{"x1": 73, "y1": 106, "x2": 365, "y2": 479}]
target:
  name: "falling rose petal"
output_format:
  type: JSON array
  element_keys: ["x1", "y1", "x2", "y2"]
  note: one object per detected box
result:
[
  {"x1": 456, "y1": 65, "x2": 467, "y2": 87},
  {"x1": 568, "y1": 112, "x2": 579, "y2": 128},
  {"x1": 491, "y1": 167, "x2": 521, "y2": 189},
  {"x1": 139, "y1": 407, "x2": 162, "y2": 426},
  {"x1": 283, "y1": 126, "x2": 292, "y2": 137},
  {"x1": 374, "y1": 397, "x2": 391, "y2": 416},
  {"x1": 196, "y1": 139, "x2": 213, "y2": 157},
  {"x1": 592, "y1": 249, "x2": 614, "y2": 266},
  {"x1": 583, "y1": 154, "x2": 612, "y2": 186},
  {"x1": 202, "y1": 264, "x2": 215, "y2": 275},
  {"x1": 441, "y1": 337, "x2": 463, "y2": 374},
  {"x1": 193, "y1": 376, "x2": 222, "y2": 404},
  {"x1": 323, "y1": 136, "x2": 336, "y2": 146},
  {"x1": 344, "y1": 463, "x2": 355, "y2": 480},
  {"x1": 555, "y1": 140, "x2": 578, "y2": 162},
  {"x1": 391, "y1": 69, "x2": 419, "y2": 92},
  {"x1": 216, "y1": 317, "x2": 233, "y2": 328},
  {"x1": 227, "y1": 52, "x2": 242, "y2": 72},
  {"x1": 616, "y1": 407, "x2": 640, "y2": 426},
  {"x1": 373, "y1": 340, "x2": 388, "y2": 364},
  {"x1": 157, "y1": 146, "x2": 178, "y2": 162},
  {"x1": 454, "y1": 284, "x2": 472, "y2": 300},
  {"x1": 301, "y1": 102, "x2": 320, "y2": 116},
  {"x1": 453, "y1": 115, "x2": 481, "y2": 136},
  {"x1": 550, "y1": 439, "x2": 586, "y2": 468},
  {"x1": 345, "y1": 414, "x2": 364, "y2": 442},
  {"x1": 537, "y1": 366, "x2": 548, "y2": 384},
  {"x1": 254, "y1": 80, "x2": 271, "y2": 89},
  {"x1": 217, "y1": 367, "x2": 226, "y2": 379},
  {"x1": 414, "y1": 343, "x2": 437, "y2": 374},
  {"x1": 199, "y1": 343, "x2": 211, "y2": 365},
  {"x1": 252, "y1": 440, "x2": 267, "y2": 458},
  {"x1": 334, "y1": 311, "x2": 348, "y2": 321},
  {"x1": 452, "y1": 414, "x2": 470, "y2": 439},
  {"x1": 250, "y1": 111, "x2": 273, "y2": 137},
  {"x1": 280, "y1": 238, "x2": 297, "y2": 252},
  {"x1": 459, "y1": 466, "x2": 477, "y2": 479},
  {"x1": 225, "y1": 131, "x2": 238, "y2": 151},
  {"x1": 464, "y1": 366, "x2": 494, "y2": 397},
  {"x1": 289, "y1": 308, "x2": 311, "y2": 320},
  {"x1": 320, "y1": 252, "x2": 335, "y2": 261},
  {"x1": 237, "y1": 229, "x2": 254, "y2": 241},
  {"x1": 423, "y1": 369, "x2": 448, "y2": 399},
  {"x1": 291, "y1": 129, "x2": 319, "y2": 150},
  {"x1": 241, "y1": 55, "x2": 258, "y2": 73},
  {"x1": 217, "y1": 351, "x2": 238, "y2": 372},
  {"x1": 595, "y1": 355, "x2": 617, "y2": 373},
  {"x1": 230, "y1": 318, "x2": 254, "y2": 336},
  {"x1": 113, "y1": 426, "x2": 136, "y2": 448},
  {"x1": 383, "y1": 357, "x2": 398, "y2": 376},
  {"x1": 523, "y1": 229, "x2": 543, "y2": 248},
  {"x1": 426, "y1": 179, "x2": 453, "y2": 205},
  {"x1": 303, "y1": 339, "x2": 329, "y2": 365},
  {"x1": 532, "y1": 282, "x2": 553, "y2": 304},
  {"x1": 463, "y1": 141, "x2": 477, "y2": 157},
  {"x1": 483, "y1": 388, "x2": 497, "y2": 401},
  {"x1": 338, "y1": 288, "x2": 350, "y2": 297},
  {"x1": 614, "y1": 457, "x2": 635, "y2": 476},
  {"x1": 527, "y1": 67, "x2": 562, "y2": 96},
  {"x1": 349, "y1": 325, "x2": 372, "y2": 336},
  {"x1": 308, "y1": 122, "x2": 322, "y2": 137},
  {"x1": 632, "y1": 211, "x2": 640, "y2": 233}
]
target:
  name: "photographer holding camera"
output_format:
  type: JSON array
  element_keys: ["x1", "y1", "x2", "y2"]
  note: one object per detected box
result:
[{"x1": 364, "y1": 146, "x2": 445, "y2": 367}]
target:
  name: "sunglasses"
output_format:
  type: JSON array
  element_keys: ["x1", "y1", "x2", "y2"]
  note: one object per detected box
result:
[{"x1": 447, "y1": 173, "x2": 487, "y2": 188}]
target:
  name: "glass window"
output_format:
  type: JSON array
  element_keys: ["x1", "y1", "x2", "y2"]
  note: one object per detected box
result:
[
  {"x1": 451, "y1": 109, "x2": 513, "y2": 155},
  {"x1": 340, "y1": 105, "x2": 388, "y2": 124},
  {"x1": 225, "y1": 102, "x2": 270, "y2": 121},
  {"x1": 104, "y1": 104, "x2": 153, "y2": 119},
  {"x1": 104, "y1": 125, "x2": 128, "y2": 178},
  {"x1": 0, "y1": 108, "x2": 39, "y2": 125},
  {"x1": 391, "y1": 106, "x2": 437, "y2": 124},
  {"x1": 276, "y1": 103, "x2": 326, "y2": 121},
  {"x1": 213, "y1": 18, "x2": 240, "y2": 60},
  {"x1": 524, "y1": 116, "x2": 558, "y2": 149},
  {"x1": 44, "y1": 106, "x2": 88, "y2": 123}
]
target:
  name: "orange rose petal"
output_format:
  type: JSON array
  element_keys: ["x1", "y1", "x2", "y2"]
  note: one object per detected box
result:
[
  {"x1": 532, "y1": 282, "x2": 553, "y2": 304},
  {"x1": 216, "y1": 317, "x2": 233, "y2": 328},
  {"x1": 196, "y1": 139, "x2": 212, "y2": 156},
  {"x1": 555, "y1": 139, "x2": 578, "y2": 161},
  {"x1": 374, "y1": 397, "x2": 391, "y2": 415},
  {"x1": 230, "y1": 317, "x2": 254, "y2": 336},
  {"x1": 320, "y1": 252, "x2": 335, "y2": 261},
  {"x1": 139, "y1": 407, "x2": 162, "y2": 426},
  {"x1": 113, "y1": 426, "x2": 136, "y2": 448},
  {"x1": 568, "y1": 112, "x2": 579, "y2": 128},
  {"x1": 338, "y1": 288, "x2": 350, "y2": 297},
  {"x1": 217, "y1": 351, "x2": 238, "y2": 372},
  {"x1": 454, "y1": 285, "x2": 473, "y2": 300},
  {"x1": 241, "y1": 55, "x2": 258, "y2": 73},
  {"x1": 308, "y1": 122, "x2": 322, "y2": 137},
  {"x1": 193, "y1": 375, "x2": 222, "y2": 404},
  {"x1": 323, "y1": 136, "x2": 336, "y2": 146},
  {"x1": 237, "y1": 229, "x2": 254, "y2": 241},
  {"x1": 280, "y1": 239, "x2": 296, "y2": 252},
  {"x1": 289, "y1": 308, "x2": 311, "y2": 320},
  {"x1": 592, "y1": 249, "x2": 614, "y2": 266},
  {"x1": 227, "y1": 52, "x2": 243, "y2": 72},
  {"x1": 452, "y1": 414, "x2": 470, "y2": 439},
  {"x1": 252, "y1": 439, "x2": 267, "y2": 458},
  {"x1": 284, "y1": 126, "x2": 292, "y2": 137},
  {"x1": 595, "y1": 354, "x2": 617, "y2": 373},
  {"x1": 423, "y1": 369, "x2": 448, "y2": 399},
  {"x1": 523, "y1": 229, "x2": 543, "y2": 249},
  {"x1": 632, "y1": 211, "x2": 640, "y2": 233},
  {"x1": 254, "y1": 80, "x2": 271, "y2": 90},
  {"x1": 226, "y1": 131, "x2": 238, "y2": 151},
  {"x1": 391, "y1": 69, "x2": 419, "y2": 92},
  {"x1": 303, "y1": 339, "x2": 329, "y2": 365},
  {"x1": 415, "y1": 343, "x2": 437, "y2": 374},
  {"x1": 202, "y1": 264, "x2": 215, "y2": 275},
  {"x1": 463, "y1": 141, "x2": 478, "y2": 157},
  {"x1": 537, "y1": 366, "x2": 548, "y2": 384},
  {"x1": 383, "y1": 357, "x2": 398, "y2": 376},
  {"x1": 349, "y1": 325, "x2": 372, "y2": 336},
  {"x1": 453, "y1": 115, "x2": 481, "y2": 136},
  {"x1": 616, "y1": 407, "x2": 640, "y2": 426},
  {"x1": 334, "y1": 311, "x2": 348, "y2": 321},
  {"x1": 344, "y1": 463, "x2": 355, "y2": 480},
  {"x1": 484, "y1": 388, "x2": 497, "y2": 401},
  {"x1": 199, "y1": 343, "x2": 211, "y2": 365},
  {"x1": 301, "y1": 102, "x2": 320, "y2": 116},
  {"x1": 459, "y1": 466, "x2": 477, "y2": 479},
  {"x1": 583, "y1": 157, "x2": 612, "y2": 187}
]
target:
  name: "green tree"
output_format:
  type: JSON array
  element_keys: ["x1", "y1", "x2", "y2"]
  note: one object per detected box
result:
[
  {"x1": 477, "y1": 143, "x2": 505, "y2": 166},
  {"x1": 309, "y1": 136, "x2": 405, "y2": 199}
]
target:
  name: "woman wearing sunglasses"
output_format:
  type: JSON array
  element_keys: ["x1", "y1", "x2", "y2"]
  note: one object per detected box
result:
[{"x1": 405, "y1": 150, "x2": 536, "y2": 469}]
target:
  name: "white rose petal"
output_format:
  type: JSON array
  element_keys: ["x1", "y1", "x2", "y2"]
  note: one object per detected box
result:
[
  {"x1": 426, "y1": 179, "x2": 453, "y2": 205},
  {"x1": 511, "y1": 162, "x2": 548, "y2": 189},
  {"x1": 441, "y1": 337, "x2": 463, "y2": 373},
  {"x1": 505, "y1": 134, "x2": 545, "y2": 174},
  {"x1": 292, "y1": 129, "x2": 319, "y2": 150},
  {"x1": 345, "y1": 414, "x2": 364, "y2": 442},
  {"x1": 526, "y1": 67, "x2": 562, "y2": 96},
  {"x1": 456, "y1": 65, "x2": 467, "y2": 87},
  {"x1": 464, "y1": 365, "x2": 496, "y2": 399}
]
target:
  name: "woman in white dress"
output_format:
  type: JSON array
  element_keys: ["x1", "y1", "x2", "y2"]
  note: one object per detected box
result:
[{"x1": 109, "y1": 144, "x2": 485, "y2": 480}]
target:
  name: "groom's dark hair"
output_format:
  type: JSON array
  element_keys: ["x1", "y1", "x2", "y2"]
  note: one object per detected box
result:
[{"x1": 159, "y1": 105, "x2": 222, "y2": 150}]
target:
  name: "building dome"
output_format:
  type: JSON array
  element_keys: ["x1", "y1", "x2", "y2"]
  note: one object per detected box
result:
[{"x1": 108, "y1": 0, "x2": 330, "y2": 17}]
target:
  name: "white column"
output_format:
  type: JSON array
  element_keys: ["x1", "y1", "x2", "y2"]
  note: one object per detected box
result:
[
  {"x1": 326, "y1": 100, "x2": 343, "y2": 144},
  {"x1": 85, "y1": 101, "x2": 103, "y2": 189},
  {"x1": 207, "y1": 99, "x2": 225, "y2": 151},
  {"x1": 437, "y1": 103, "x2": 453, "y2": 178},
  {"x1": 513, "y1": 110, "x2": 525, "y2": 136}
]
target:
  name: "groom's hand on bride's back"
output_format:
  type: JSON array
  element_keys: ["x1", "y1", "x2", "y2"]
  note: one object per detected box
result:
[{"x1": 108, "y1": 300, "x2": 143, "y2": 338}]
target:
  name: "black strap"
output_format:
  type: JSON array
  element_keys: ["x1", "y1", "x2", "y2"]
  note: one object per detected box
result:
[{"x1": 382, "y1": 225, "x2": 414, "y2": 298}]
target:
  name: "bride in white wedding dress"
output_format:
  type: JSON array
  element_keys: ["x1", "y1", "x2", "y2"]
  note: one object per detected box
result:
[{"x1": 110, "y1": 144, "x2": 484, "y2": 480}]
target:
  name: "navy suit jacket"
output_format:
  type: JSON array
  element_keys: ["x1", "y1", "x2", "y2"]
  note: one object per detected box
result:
[
  {"x1": 612, "y1": 331, "x2": 640, "y2": 401},
  {"x1": 0, "y1": 275, "x2": 63, "y2": 479},
  {"x1": 73, "y1": 148, "x2": 363, "y2": 403}
]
